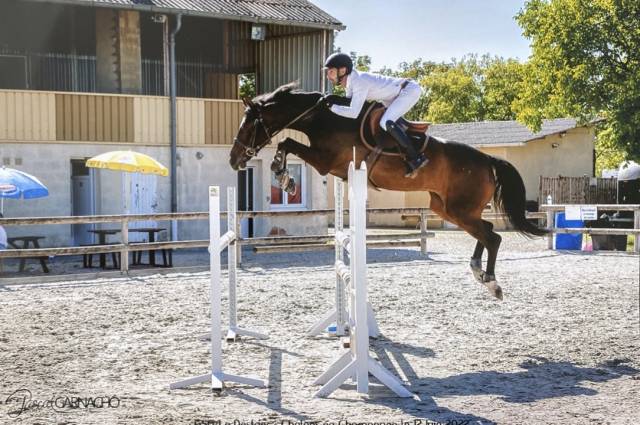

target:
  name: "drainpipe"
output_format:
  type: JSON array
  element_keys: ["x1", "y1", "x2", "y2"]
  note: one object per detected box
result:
[{"x1": 169, "y1": 14, "x2": 182, "y2": 241}]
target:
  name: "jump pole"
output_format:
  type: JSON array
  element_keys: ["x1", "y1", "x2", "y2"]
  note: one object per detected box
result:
[{"x1": 169, "y1": 186, "x2": 265, "y2": 392}]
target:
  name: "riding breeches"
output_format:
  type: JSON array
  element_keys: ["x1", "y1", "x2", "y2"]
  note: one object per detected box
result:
[{"x1": 379, "y1": 80, "x2": 422, "y2": 129}]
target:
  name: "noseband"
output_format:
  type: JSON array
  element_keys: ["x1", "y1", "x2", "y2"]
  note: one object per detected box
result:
[{"x1": 233, "y1": 98, "x2": 323, "y2": 161}]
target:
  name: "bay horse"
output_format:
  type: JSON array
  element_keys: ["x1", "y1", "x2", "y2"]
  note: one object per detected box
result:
[{"x1": 229, "y1": 83, "x2": 547, "y2": 300}]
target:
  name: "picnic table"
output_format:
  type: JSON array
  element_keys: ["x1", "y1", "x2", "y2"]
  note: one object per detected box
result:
[
  {"x1": 130, "y1": 227, "x2": 172, "y2": 267},
  {"x1": 8, "y1": 236, "x2": 49, "y2": 273},
  {"x1": 87, "y1": 229, "x2": 121, "y2": 269}
]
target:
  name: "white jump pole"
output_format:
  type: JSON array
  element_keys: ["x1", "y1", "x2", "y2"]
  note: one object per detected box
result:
[
  {"x1": 313, "y1": 162, "x2": 413, "y2": 399},
  {"x1": 169, "y1": 186, "x2": 265, "y2": 392},
  {"x1": 308, "y1": 175, "x2": 379, "y2": 338},
  {"x1": 226, "y1": 186, "x2": 268, "y2": 342}
]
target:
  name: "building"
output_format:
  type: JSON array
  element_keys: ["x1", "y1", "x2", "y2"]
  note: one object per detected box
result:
[
  {"x1": 0, "y1": 0, "x2": 343, "y2": 245},
  {"x1": 342, "y1": 118, "x2": 596, "y2": 227}
]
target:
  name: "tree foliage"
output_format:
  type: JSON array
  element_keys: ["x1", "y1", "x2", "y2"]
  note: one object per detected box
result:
[
  {"x1": 417, "y1": 55, "x2": 526, "y2": 123},
  {"x1": 515, "y1": 0, "x2": 640, "y2": 160},
  {"x1": 238, "y1": 73, "x2": 256, "y2": 99}
]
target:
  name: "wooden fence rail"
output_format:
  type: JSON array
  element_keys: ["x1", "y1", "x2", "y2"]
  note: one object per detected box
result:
[
  {"x1": 540, "y1": 204, "x2": 640, "y2": 253},
  {"x1": 1, "y1": 206, "x2": 638, "y2": 272}
]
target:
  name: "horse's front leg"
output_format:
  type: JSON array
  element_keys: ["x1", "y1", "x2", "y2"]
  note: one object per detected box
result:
[{"x1": 271, "y1": 137, "x2": 333, "y2": 194}]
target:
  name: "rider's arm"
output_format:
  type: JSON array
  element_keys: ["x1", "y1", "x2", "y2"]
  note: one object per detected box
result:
[{"x1": 330, "y1": 85, "x2": 367, "y2": 119}]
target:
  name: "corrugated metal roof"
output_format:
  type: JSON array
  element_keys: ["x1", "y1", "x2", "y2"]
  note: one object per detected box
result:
[
  {"x1": 26, "y1": 0, "x2": 345, "y2": 30},
  {"x1": 427, "y1": 118, "x2": 581, "y2": 146}
]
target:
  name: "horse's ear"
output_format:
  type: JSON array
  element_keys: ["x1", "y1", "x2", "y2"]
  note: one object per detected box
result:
[{"x1": 241, "y1": 97, "x2": 251, "y2": 107}]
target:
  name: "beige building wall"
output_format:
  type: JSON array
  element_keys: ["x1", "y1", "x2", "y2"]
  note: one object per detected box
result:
[
  {"x1": 335, "y1": 128, "x2": 594, "y2": 228},
  {"x1": 503, "y1": 127, "x2": 595, "y2": 203}
]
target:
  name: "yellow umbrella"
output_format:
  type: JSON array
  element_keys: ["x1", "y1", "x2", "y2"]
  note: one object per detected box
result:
[
  {"x1": 85, "y1": 150, "x2": 170, "y2": 243},
  {"x1": 86, "y1": 150, "x2": 168, "y2": 176}
]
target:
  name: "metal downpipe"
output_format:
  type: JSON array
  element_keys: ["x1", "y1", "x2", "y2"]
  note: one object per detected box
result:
[{"x1": 169, "y1": 14, "x2": 182, "y2": 241}]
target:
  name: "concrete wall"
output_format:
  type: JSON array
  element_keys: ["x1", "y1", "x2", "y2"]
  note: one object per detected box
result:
[
  {"x1": 0, "y1": 142, "x2": 327, "y2": 247},
  {"x1": 504, "y1": 127, "x2": 595, "y2": 203}
]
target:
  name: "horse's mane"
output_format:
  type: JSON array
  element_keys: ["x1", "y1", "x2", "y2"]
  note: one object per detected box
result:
[{"x1": 254, "y1": 82, "x2": 317, "y2": 106}]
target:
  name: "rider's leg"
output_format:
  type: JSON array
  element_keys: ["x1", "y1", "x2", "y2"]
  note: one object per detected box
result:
[
  {"x1": 380, "y1": 81, "x2": 427, "y2": 177},
  {"x1": 385, "y1": 120, "x2": 427, "y2": 177}
]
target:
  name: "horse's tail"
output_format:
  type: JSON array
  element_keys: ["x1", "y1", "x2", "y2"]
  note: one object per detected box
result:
[{"x1": 491, "y1": 156, "x2": 548, "y2": 237}]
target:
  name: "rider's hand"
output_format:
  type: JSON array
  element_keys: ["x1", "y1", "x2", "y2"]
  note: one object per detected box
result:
[
  {"x1": 324, "y1": 94, "x2": 351, "y2": 107},
  {"x1": 324, "y1": 94, "x2": 342, "y2": 107}
]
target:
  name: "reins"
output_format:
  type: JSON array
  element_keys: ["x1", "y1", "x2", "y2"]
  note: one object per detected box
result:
[{"x1": 233, "y1": 97, "x2": 324, "y2": 159}]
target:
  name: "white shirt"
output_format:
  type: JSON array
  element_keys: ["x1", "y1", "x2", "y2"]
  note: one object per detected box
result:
[
  {"x1": 0, "y1": 225, "x2": 6, "y2": 249},
  {"x1": 330, "y1": 69, "x2": 407, "y2": 119}
]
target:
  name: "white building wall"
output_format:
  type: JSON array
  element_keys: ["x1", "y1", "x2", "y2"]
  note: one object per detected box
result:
[{"x1": 0, "y1": 142, "x2": 327, "y2": 247}]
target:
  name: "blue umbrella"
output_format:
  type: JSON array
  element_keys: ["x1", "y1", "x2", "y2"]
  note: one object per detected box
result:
[{"x1": 0, "y1": 166, "x2": 49, "y2": 213}]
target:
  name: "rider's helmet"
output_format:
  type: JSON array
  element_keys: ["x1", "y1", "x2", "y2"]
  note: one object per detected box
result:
[{"x1": 323, "y1": 52, "x2": 353, "y2": 74}]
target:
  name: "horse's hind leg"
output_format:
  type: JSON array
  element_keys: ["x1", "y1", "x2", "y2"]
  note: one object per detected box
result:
[
  {"x1": 430, "y1": 192, "x2": 503, "y2": 299},
  {"x1": 461, "y1": 218, "x2": 503, "y2": 300},
  {"x1": 445, "y1": 208, "x2": 503, "y2": 299},
  {"x1": 470, "y1": 240, "x2": 485, "y2": 283},
  {"x1": 470, "y1": 220, "x2": 495, "y2": 283}
]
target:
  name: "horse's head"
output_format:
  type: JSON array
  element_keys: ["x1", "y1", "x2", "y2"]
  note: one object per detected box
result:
[{"x1": 230, "y1": 83, "x2": 322, "y2": 170}]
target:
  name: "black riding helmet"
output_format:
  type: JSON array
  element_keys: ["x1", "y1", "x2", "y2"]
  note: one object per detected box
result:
[{"x1": 324, "y1": 52, "x2": 353, "y2": 74}]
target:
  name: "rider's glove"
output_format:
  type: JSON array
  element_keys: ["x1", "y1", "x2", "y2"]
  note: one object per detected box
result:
[{"x1": 324, "y1": 94, "x2": 350, "y2": 107}]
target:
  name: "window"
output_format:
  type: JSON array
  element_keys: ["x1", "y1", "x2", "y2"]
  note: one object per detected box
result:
[{"x1": 270, "y1": 163, "x2": 305, "y2": 208}]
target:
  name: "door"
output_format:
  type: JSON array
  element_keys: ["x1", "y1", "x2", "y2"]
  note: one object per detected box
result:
[
  {"x1": 126, "y1": 173, "x2": 159, "y2": 242},
  {"x1": 71, "y1": 159, "x2": 95, "y2": 245},
  {"x1": 238, "y1": 167, "x2": 255, "y2": 238}
]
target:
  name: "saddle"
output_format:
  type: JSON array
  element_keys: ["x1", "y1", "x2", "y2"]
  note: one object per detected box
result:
[{"x1": 359, "y1": 103, "x2": 430, "y2": 157}]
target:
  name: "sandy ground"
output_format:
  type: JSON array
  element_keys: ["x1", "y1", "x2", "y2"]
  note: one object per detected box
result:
[{"x1": 0, "y1": 231, "x2": 639, "y2": 425}]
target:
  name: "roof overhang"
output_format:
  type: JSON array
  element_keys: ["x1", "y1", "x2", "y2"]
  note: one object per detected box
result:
[
  {"x1": 24, "y1": 0, "x2": 346, "y2": 31},
  {"x1": 473, "y1": 143, "x2": 527, "y2": 148}
]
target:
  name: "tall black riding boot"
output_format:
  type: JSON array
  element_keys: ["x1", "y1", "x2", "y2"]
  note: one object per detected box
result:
[{"x1": 385, "y1": 120, "x2": 428, "y2": 178}]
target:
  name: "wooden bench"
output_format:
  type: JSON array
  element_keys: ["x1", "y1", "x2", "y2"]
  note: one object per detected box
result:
[{"x1": 80, "y1": 244, "x2": 120, "y2": 269}]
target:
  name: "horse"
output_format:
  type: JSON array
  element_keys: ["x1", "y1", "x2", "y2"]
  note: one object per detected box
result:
[{"x1": 229, "y1": 83, "x2": 547, "y2": 300}]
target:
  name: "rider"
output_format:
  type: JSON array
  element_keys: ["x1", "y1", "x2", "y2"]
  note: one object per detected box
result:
[{"x1": 323, "y1": 52, "x2": 427, "y2": 178}]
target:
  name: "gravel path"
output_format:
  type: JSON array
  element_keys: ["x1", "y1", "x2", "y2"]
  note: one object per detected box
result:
[{"x1": 1, "y1": 232, "x2": 638, "y2": 424}]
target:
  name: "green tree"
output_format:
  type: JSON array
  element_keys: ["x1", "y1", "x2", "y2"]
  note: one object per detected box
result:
[
  {"x1": 238, "y1": 73, "x2": 256, "y2": 99},
  {"x1": 595, "y1": 125, "x2": 627, "y2": 176},
  {"x1": 482, "y1": 58, "x2": 526, "y2": 121},
  {"x1": 349, "y1": 52, "x2": 372, "y2": 72},
  {"x1": 515, "y1": 0, "x2": 640, "y2": 162},
  {"x1": 422, "y1": 57, "x2": 482, "y2": 123},
  {"x1": 395, "y1": 59, "x2": 444, "y2": 120}
]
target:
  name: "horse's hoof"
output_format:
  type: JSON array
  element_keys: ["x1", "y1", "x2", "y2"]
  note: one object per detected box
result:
[
  {"x1": 482, "y1": 277, "x2": 503, "y2": 301},
  {"x1": 471, "y1": 268, "x2": 484, "y2": 283},
  {"x1": 470, "y1": 259, "x2": 483, "y2": 283},
  {"x1": 487, "y1": 282, "x2": 503, "y2": 301},
  {"x1": 475, "y1": 271, "x2": 503, "y2": 300},
  {"x1": 270, "y1": 151, "x2": 284, "y2": 172},
  {"x1": 284, "y1": 178, "x2": 297, "y2": 195},
  {"x1": 271, "y1": 160, "x2": 283, "y2": 172}
]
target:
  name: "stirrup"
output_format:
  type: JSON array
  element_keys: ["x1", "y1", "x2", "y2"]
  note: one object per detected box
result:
[{"x1": 404, "y1": 155, "x2": 428, "y2": 178}]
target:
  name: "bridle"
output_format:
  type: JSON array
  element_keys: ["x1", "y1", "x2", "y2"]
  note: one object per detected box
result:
[{"x1": 233, "y1": 97, "x2": 324, "y2": 161}]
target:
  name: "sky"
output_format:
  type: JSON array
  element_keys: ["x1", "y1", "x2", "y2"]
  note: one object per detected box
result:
[{"x1": 310, "y1": 0, "x2": 532, "y2": 71}]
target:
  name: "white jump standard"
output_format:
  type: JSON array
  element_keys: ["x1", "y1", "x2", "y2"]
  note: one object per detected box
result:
[
  {"x1": 313, "y1": 162, "x2": 413, "y2": 398},
  {"x1": 169, "y1": 186, "x2": 265, "y2": 392},
  {"x1": 308, "y1": 171, "x2": 380, "y2": 338},
  {"x1": 224, "y1": 187, "x2": 268, "y2": 342}
]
